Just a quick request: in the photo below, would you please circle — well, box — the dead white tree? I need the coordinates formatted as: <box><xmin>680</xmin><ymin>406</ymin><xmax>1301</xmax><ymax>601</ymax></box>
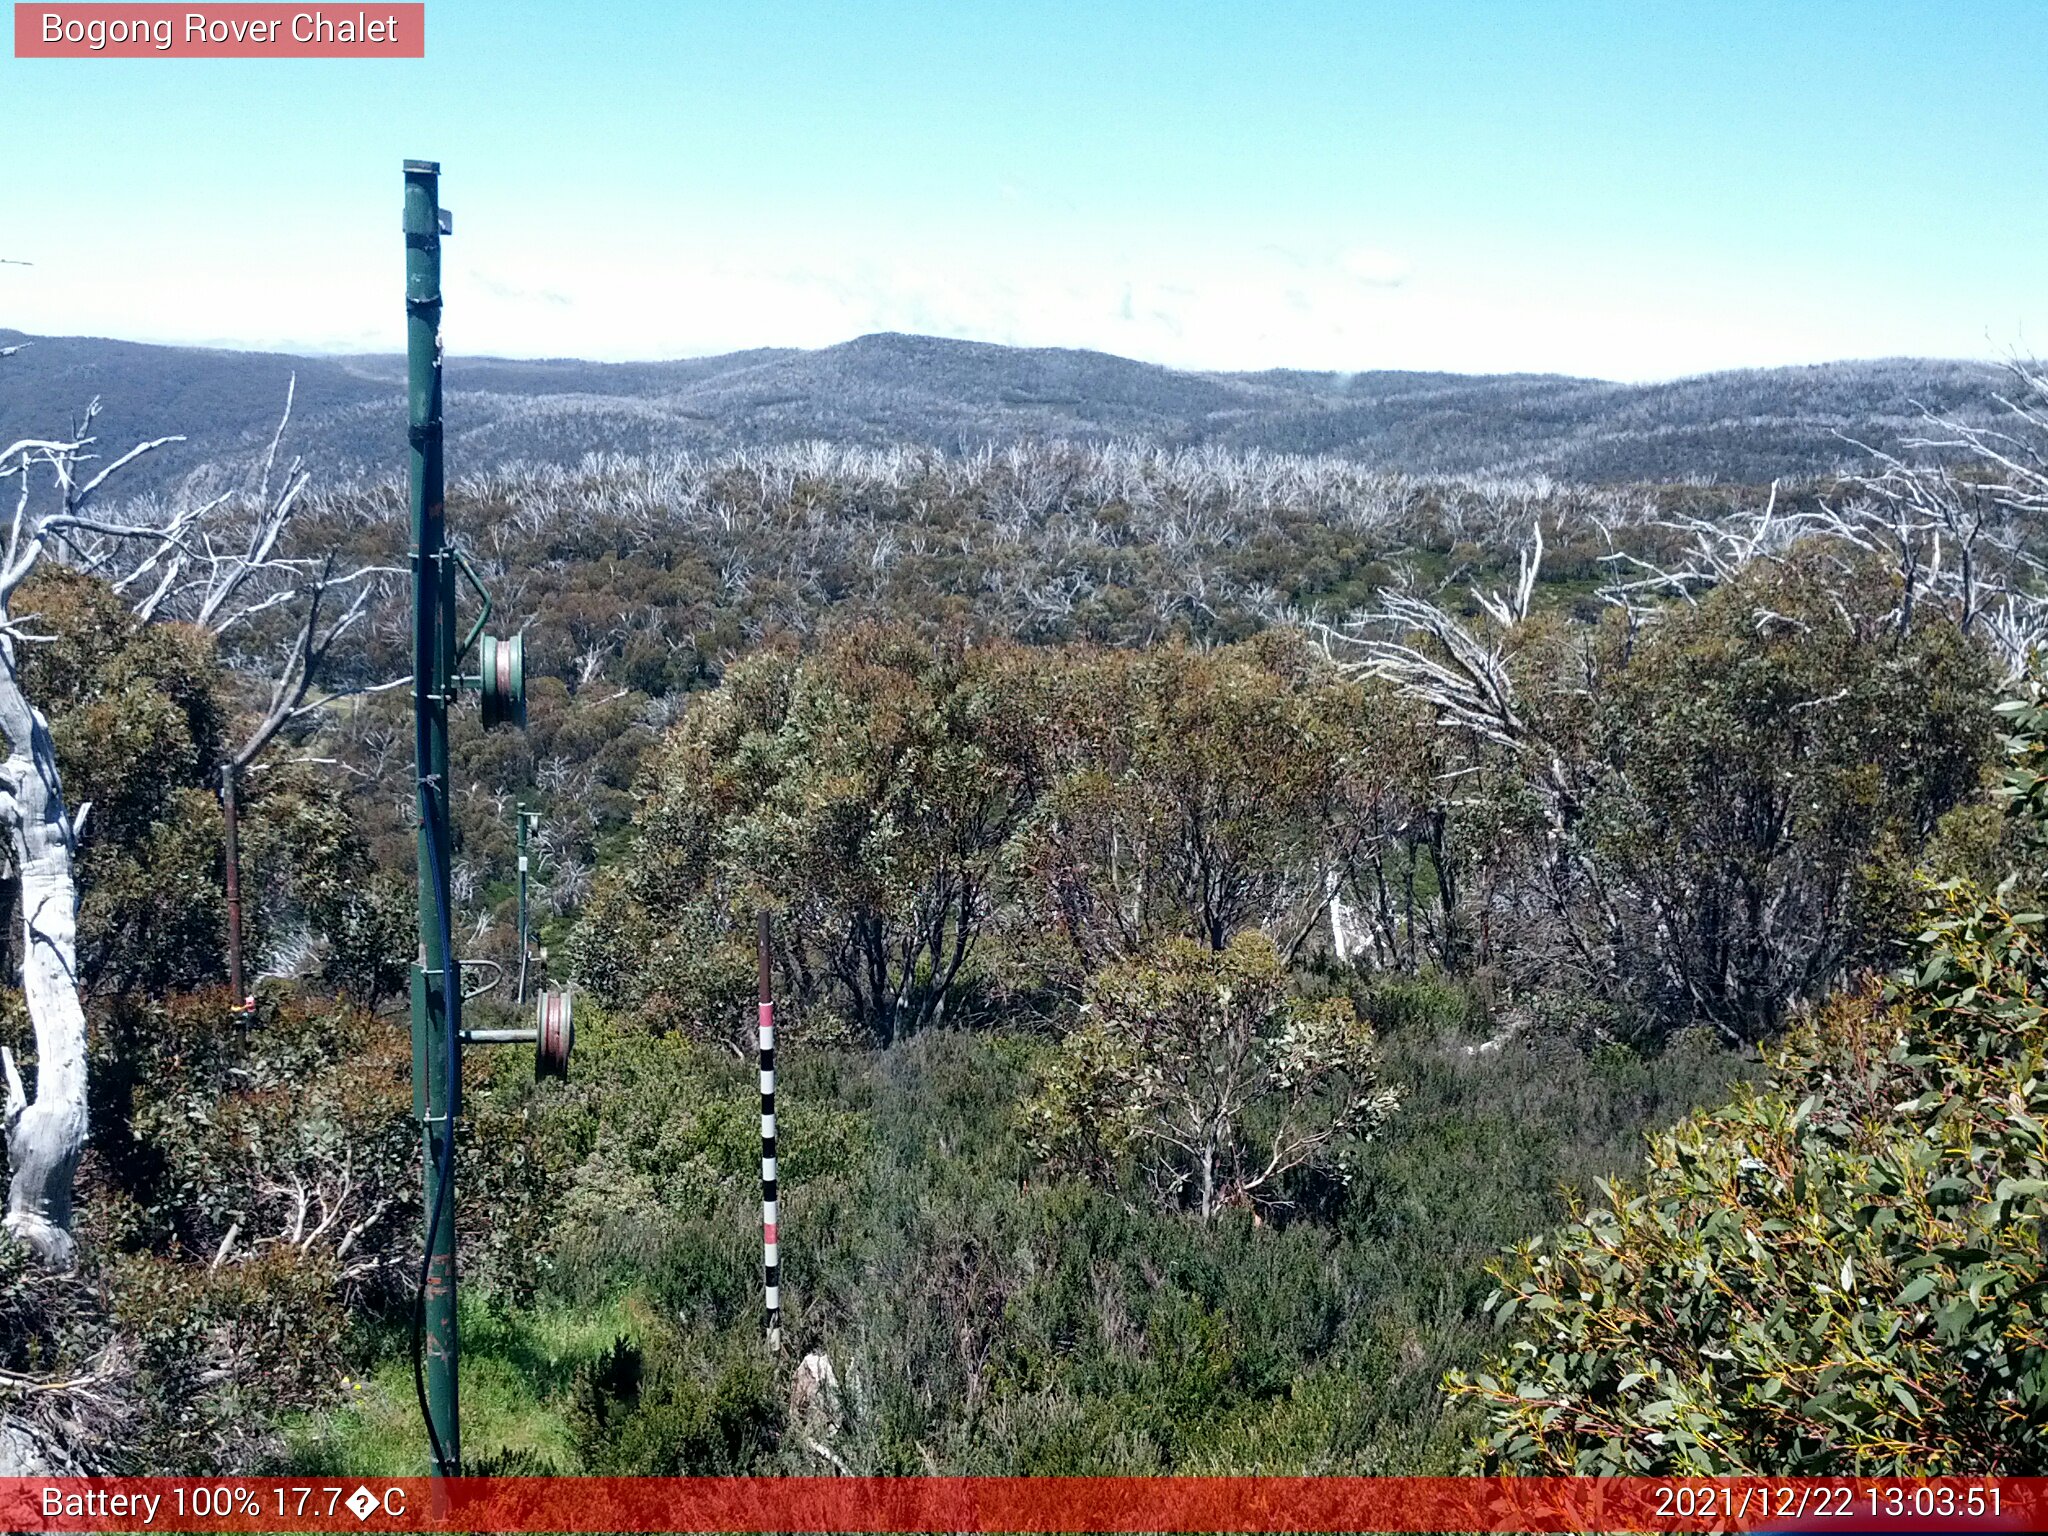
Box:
<box><xmin>1317</xmin><ymin>522</ymin><xmax>1559</xmax><ymax>780</ymax></box>
<box><xmin>1312</xmin><ymin>517</ymin><xmax>1641</xmax><ymax>1009</ymax></box>
<box><xmin>1590</xmin><ymin>364</ymin><xmax>2048</xmax><ymax>678</ymax></box>
<box><xmin>222</xmin><ymin>1147</ymin><xmax>394</xmax><ymax>1284</ymax></box>
<box><xmin>74</xmin><ymin>386</ymin><xmax>404</xmax><ymax>999</ymax></box>
<box><xmin>0</xmin><ymin>401</ymin><xmax>188</xmax><ymax>1266</ymax></box>
<box><xmin>1827</xmin><ymin>364</ymin><xmax>2048</xmax><ymax>676</ymax></box>
<box><xmin>82</xmin><ymin>380</ymin><xmax>407</xmax><ymax>773</ymax></box>
<box><xmin>0</xmin><ymin>373</ymin><xmax>402</xmax><ymax>1266</ymax></box>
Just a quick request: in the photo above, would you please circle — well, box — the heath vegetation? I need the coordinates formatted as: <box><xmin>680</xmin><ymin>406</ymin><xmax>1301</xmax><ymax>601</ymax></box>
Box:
<box><xmin>4</xmin><ymin>355</ymin><xmax>2048</xmax><ymax>1473</ymax></box>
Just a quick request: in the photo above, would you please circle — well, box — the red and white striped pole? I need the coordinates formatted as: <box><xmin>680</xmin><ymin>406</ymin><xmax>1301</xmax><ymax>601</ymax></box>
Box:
<box><xmin>758</xmin><ymin>911</ymin><xmax>781</xmax><ymax>1353</ymax></box>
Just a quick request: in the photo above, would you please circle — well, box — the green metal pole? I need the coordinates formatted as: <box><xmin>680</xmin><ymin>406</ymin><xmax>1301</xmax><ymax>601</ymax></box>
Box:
<box><xmin>404</xmin><ymin>157</ymin><xmax>460</xmax><ymax>1477</ymax></box>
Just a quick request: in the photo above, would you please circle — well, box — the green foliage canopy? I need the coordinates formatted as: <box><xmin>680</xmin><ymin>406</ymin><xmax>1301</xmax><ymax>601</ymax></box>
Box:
<box><xmin>574</xmin><ymin>629</ymin><xmax>1400</xmax><ymax>1044</ymax></box>
<box><xmin>1573</xmin><ymin>556</ymin><xmax>1996</xmax><ymax>1042</ymax></box>
<box><xmin>1447</xmin><ymin>687</ymin><xmax>2048</xmax><ymax>1471</ymax></box>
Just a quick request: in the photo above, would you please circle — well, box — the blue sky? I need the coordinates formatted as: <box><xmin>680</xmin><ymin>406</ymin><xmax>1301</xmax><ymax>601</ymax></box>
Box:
<box><xmin>2</xmin><ymin>1</ymin><xmax>2044</xmax><ymax>378</ymax></box>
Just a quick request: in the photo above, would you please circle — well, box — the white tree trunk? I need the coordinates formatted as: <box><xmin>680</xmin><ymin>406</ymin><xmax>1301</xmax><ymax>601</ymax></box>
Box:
<box><xmin>0</xmin><ymin>655</ymin><xmax>86</xmax><ymax>1269</ymax></box>
<box><xmin>0</xmin><ymin>389</ymin><xmax>241</xmax><ymax>1270</ymax></box>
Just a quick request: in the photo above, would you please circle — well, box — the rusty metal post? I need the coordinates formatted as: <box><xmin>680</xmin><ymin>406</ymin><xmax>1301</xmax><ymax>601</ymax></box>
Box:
<box><xmin>220</xmin><ymin>763</ymin><xmax>246</xmax><ymax>1015</ymax></box>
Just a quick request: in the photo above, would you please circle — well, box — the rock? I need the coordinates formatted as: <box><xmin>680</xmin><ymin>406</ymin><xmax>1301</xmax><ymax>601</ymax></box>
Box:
<box><xmin>788</xmin><ymin>1349</ymin><xmax>842</xmax><ymax>1439</ymax></box>
<box><xmin>0</xmin><ymin>1417</ymin><xmax>75</xmax><ymax>1476</ymax></box>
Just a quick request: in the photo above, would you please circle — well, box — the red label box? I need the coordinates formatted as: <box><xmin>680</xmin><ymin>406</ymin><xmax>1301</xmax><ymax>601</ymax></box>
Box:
<box><xmin>0</xmin><ymin>1476</ymin><xmax>2042</xmax><ymax>1533</ymax></box>
<box><xmin>14</xmin><ymin>4</ymin><xmax>425</xmax><ymax>57</ymax></box>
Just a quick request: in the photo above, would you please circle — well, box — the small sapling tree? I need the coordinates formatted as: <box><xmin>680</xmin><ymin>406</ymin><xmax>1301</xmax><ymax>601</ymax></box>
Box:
<box><xmin>1026</xmin><ymin>931</ymin><xmax>1397</xmax><ymax>1221</ymax></box>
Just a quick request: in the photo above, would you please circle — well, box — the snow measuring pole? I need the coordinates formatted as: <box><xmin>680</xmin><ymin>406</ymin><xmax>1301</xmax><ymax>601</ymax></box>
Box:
<box><xmin>759</xmin><ymin>912</ymin><xmax>781</xmax><ymax>1352</ymax></box>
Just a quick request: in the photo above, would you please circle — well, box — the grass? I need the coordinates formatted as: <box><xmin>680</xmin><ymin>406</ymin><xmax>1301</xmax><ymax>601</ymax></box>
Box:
<box><xmin>285</xmin><ymin>989</ymin><xmax>1758</xmax><ymax>1477</ymax></box>
<box><xmin>281</xmin><ymin>1291</ymin><xmax>655</xmax><ymax>1475</ymax></box>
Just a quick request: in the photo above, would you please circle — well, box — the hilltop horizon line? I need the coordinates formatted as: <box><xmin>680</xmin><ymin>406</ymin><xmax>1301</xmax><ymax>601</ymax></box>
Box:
<box><xmin>0</xmin><ymin>325</ymin><xmax>2007</xmax><ymax>392</ymax></box>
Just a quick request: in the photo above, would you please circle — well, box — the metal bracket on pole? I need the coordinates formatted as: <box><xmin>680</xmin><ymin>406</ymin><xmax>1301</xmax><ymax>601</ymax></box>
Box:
<box><xmin>446</xmin><ymin>545</ymin><xmax>493</xmax><ymax>663</ymax></box>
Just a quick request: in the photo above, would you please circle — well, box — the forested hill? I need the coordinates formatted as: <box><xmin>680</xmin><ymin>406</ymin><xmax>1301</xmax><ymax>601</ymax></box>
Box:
<box><xmin>0</xmin><ymin>326</ymin><xmax>2009</xmax><ymax>487</ymax></box>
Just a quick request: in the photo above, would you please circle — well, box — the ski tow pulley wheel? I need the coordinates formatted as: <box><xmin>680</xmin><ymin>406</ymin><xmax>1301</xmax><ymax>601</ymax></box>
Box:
<box><xmin>536</xmin><ymin>987</ymin><xmax>573</xmax><ymax>1080</ymax></box>
<box><xmin>479</xmin><ymin>632</ymin><xmax>526</xmax><ymax>730</ymax></box>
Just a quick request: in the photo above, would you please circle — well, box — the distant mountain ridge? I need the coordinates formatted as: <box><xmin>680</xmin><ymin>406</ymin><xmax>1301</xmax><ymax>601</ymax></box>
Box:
<box><xmin>0</xmin><ymin>327</ymin><xmax>2011</xmax><ymax>488</ymax></box>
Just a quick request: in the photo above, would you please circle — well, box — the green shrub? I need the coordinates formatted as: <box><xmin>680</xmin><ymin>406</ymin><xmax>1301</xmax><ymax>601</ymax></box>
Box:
<box><xmin>1573</xmin><ymin>555</ymin><xmax>1995</xmax><ymax>1042</ymax></box>
<box><xmin>1447</xmin><ymin>704</ymin><xmax>2048</xmax><ymax>1469</ymax></box>
<box><xmin>569</xmin><ymin>1330</ymin><xmax>780</xmax><ymax>1474</ymax></box>
<box><xmin>1025</xmin><ymin>933</ymin><xmax>1395</xmax><ymax>1221</ymax></box>
<box><xmin>108</xmin><ymin>1245</ymin><xmax>347</xmax><ymax>1468</ymax></box>
<box><xmin>1352</xmin><ymin>972</ymin><xmax>1486</xmax><ymax>1039</ymax></box>
<box><xmin>0</xmin><ymin>1238</ymin><xmax>103</xmax><ymax>1381</ymax></box>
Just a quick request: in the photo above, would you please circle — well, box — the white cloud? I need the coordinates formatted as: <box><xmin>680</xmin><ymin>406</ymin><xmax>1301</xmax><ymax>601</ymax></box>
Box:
<box><xmin>0</xmin><ymin>222</ymin><xmax>2009</xmax><ymax>381</ymax></box>
<box><xmin>1339</xmin><ymin>246</ymin><xmax>1411</xmax><ymax>287</ymax></box>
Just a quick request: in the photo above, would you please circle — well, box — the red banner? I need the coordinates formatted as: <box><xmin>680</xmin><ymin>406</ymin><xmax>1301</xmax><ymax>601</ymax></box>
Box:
<box><xmin>13</xmin><ymin>5</ymin><xmax>424</xmax><ymax>58</ymax></box>
<box><xmin>0</xmin><ymin>1476</ymin><xmax>2039</xmax><ymax>1533</ymax></box>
